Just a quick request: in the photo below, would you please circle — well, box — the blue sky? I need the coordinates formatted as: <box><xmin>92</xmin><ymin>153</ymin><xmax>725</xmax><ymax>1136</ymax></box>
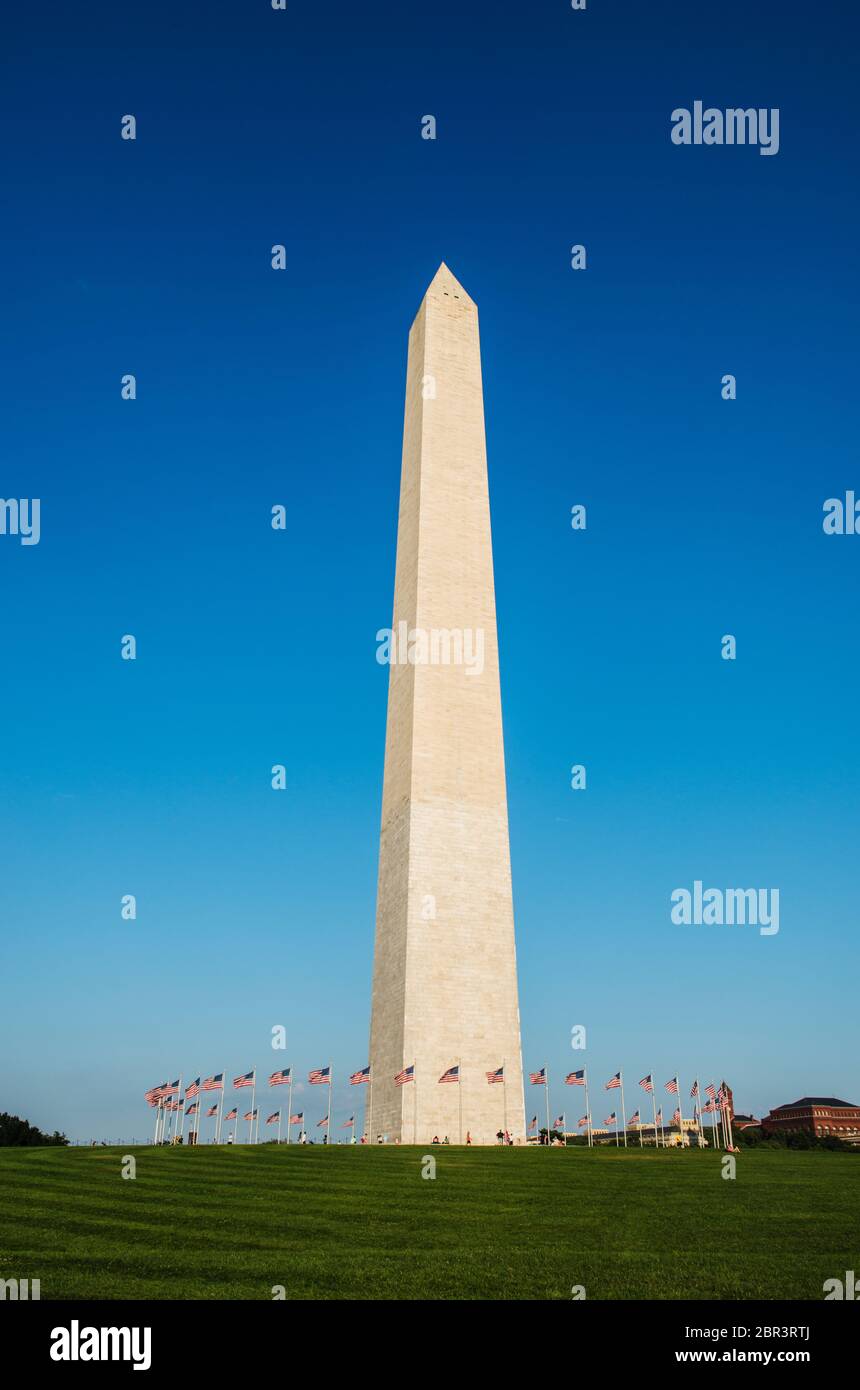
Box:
<box><xmin>1</xmin><ymin>0</ymin><xmax>858</xmax><ymax>1141</ymax></box>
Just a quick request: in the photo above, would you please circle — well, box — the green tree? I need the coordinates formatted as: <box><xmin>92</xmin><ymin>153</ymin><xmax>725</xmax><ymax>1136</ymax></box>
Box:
<box><xmin>0</xmin><ymin>1112</ymin><xmax>69</xmax><ymax>1147</ymax></box>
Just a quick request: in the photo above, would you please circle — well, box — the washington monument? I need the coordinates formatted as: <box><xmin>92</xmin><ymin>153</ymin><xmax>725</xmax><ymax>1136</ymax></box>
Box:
<box><xmin>367</xmin><ymin>264</ymin><xmax>526</xmax><ymax>1145</ymax></box>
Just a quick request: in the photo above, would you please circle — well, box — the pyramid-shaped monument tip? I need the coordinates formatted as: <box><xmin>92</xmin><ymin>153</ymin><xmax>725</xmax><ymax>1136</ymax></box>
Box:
<box><xmin>425</xmin><ymin>261</ymin><xmax>472</xmax><ymax>303</ymax></box>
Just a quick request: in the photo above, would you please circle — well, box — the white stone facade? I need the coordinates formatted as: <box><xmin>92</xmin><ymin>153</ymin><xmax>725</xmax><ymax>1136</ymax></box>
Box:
<box><xmin>367</xmin><ymin>265</ymin><xmax>526</xmax><ymax>1145</ymax></box>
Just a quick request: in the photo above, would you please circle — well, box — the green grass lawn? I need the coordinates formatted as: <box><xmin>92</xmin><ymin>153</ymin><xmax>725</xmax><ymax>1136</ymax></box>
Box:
<box><xmin>0</xmin><ymin>1143</ymin><xmax>857</xmax><ymax>1300</ymax></box>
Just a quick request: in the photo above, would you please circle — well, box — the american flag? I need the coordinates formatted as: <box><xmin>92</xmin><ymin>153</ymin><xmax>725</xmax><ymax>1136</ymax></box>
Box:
<box><xmin>566</xmin><ymin>1069</ymin><xmax>585</xmax><ymax>1086</ymax></box>
<box><xmin>308</xmin><ymin>1066</ymin><xmax>331</xmax><ymax>1085</ymax></box>
<box><xmin>605</xmin><ymin>1112</ymin><xmax>617</xmax><ymax>1126</ymax></box>
<box><xmin>528</xmin><ymin>1115</ymin><xmax>537</xmax><ymax>1131</ymax></box>
<box><xmin>234</xmin><ymin>1071</ymin><xmax>255</xmax><ymax>1089</ymax></box>
<box><xmin>705</xmin><ymin>1083</ymin><xmax>716</xmax><ymax>1100</ymax></box>
<box><xmin>186</xmin><ymin>1078</ymin><xmax>201</xmax><ymax>1100</ymax></box>
<box><xmin>350</xmin><ymin>1066</ymin><xmax>370</xmax><ymax>1086</ymax></box>
<box><xmin>394</xmin><ymin>1065</ymin><xmax>414</xmax><ymax>1086</ymax></box>
<box><xmin>225</xmin><ymin>1108</ymin><xmax>238</xmax><ymax>1121</ymax></box>
<box><xmin>577</xmin><ymin>1115</ymin><xmax>589</xmax><ymax>1128</ymax></box>
<box><xmin>672</xmin><ymin>1108</ymin><xmax>681</xmax><ymax>1125</ymax></box>
<box><xmin>439</xmin><ymin>1065</ymin><xmax>459</xmax><ymax>1084</ymax></box>
<box><xmin>630</xmin><ymin>1110</ymin><xmax>640</xmax><ymax>1125</ymax></box>
<box><xmin>206</xmin><ymin>1105</ymin><xmax>218</xmax><ymax>1118</ymax></box>
<box><xmin>317</xmin><ymin>1115</ymin><xmax>329</xmax><ymax>1128</ymax></box>
<box><xmin>486</xmin><ymin>1067</ymin><xmax>505</xmax><ymax>1084</ymax></box>
<box><xmin>186</xmin><ymin>1102</ymin><xmax>198</xmax><ymax>1116</ymax></box>
<box><xmin>716</xmin><ymin>1086</ymin><xmax>725</xmax><ymax>1103</ymax></box>
<box><xmin>269</xmin><ymin>1069</ymin><xmax>291</xmax><ymax>1087</ymax></box>
<box><xmin>163</xmin><ymin>1079</ymin><xmax>180</xmax><ymax>1096</ymax></box>
<box><xmin>605</xmin><ymin>1072</ymin><xmax>622</xmax><ymax>1090</ymax></box>
<box><xmin>266</xmin><ymin>1112</ymin><xmax>280</xmax><ymax>1125</ymax></box>
<box><xmin>244</xmin><ymin>1109</ymin><xmax>258</xmax><ymax>1122</ymax></box>
<box><xmin>290</xmin><ymin>1112</ymin><xmax>304</xmax><ymax>1124</ymax></box>
<box><xmin>553</xmin><ymin>1115</ymin><xmax>564</xmax><ymax>1129</ymax></box>
<box><xmin>690</xmin><ymin>1080</ymin><xmax>699</xmax><ymax>1098</ymax></box>
<box><xmin>665</xmin><ymin>1077</ymin><xmax>679</xmax><ymax>1094</ymax></box>
<box><xmin>165</xmin><ymin>1099</ymin><xmax>181</xmax><ymax>1112</ymax></box>
<box><xmin>201</xmin><ymin>1074</ymin><xmax>223</xmax><ymax>1092</ymax></box>
<box><xmin>342</xmin><ymin>1115</ymin><xmax>354</xmax><ymax>1128</ymax></box>
<box><xmin>144</xmin><ymin>1082</ymin><xmax>168</xmax><ymax>1105</ymax></box>
<box><xmin>529</xmin><ymin>1068</ymin><xmax>546</xmax><ymax>1085</ymax></box>
<box><xmin>655</xmin><ymin>1108</ymin><xmax>663</xmax><ymax>1123</ymax></box>
<box><xmin>639</xmin><ymin>1074</ymin><xmax>654</xmax><ymax>1093</ymax></box>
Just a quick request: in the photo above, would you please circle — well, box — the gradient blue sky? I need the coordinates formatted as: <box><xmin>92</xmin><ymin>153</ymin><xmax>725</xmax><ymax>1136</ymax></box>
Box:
<box><xmin>2</xmin><ymin>0</ymin><xmax>858</xmax><ymax>1141</ymax></box>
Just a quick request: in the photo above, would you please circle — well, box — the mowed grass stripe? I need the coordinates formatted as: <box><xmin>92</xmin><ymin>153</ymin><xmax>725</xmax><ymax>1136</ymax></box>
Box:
<box><xmin>1</xmin><ymin>1145</ymin><xmax>856</xmax><ymax>1300</ymax></box>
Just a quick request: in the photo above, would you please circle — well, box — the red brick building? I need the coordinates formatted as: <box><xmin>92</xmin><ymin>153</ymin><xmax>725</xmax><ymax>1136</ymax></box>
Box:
<box><xmin>721</xmin><ymin>1081</ymin><xmax>734</xmax><ymax>1122</ymax></box>
<box><xmin>732</xmin><ymin>1113</ymin><xmax>761</xmax><ymax>1132</ymax></box>
<box><xmin>761</xmin><ymin>1096</ymin><xmax>860</xmax><ymax>1140</ymax></box>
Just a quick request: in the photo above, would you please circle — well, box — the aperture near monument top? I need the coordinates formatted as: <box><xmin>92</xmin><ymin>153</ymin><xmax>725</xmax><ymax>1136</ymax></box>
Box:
<box><xmin>416</xmin><ymin>261</ymin><xmax>477</xmax><ymax>317</ymax></box>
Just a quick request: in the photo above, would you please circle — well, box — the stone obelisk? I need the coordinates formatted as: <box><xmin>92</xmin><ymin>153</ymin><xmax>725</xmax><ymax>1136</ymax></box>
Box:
<box><xmin>367</xmin><ymin>264</ymin><xmax>525</xmax><ymax>1145</ymax></box>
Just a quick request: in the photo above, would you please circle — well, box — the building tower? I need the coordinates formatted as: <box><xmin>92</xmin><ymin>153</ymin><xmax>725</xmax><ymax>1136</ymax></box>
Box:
<box><xmin>367</xmin><ymin>264</ymin><xmax>525</xmax><ymax>1145</ymax></box>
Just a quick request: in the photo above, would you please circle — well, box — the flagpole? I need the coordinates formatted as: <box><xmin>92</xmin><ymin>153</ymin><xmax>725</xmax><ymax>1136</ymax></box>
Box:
<box><xmin>676</xmin><ymin>1072</ymin><xmax>684</xmax><ymax>1146</ymax></box>
<box><xmin>327</xmin><ymin>1063</ymin><xmax>332</xmax><ymax>1143</ymax></box>
<box><xmin>502</xmin><ymin>1058</ymin><xmax>507</xmax><ymax>1141</ymax></box>
<box><xmin>709</xmin><ymin>1080</ymin><xmax>720</xmax><ymax>1149</ymax></box>
<box><xmin>286</xmin><ymin>1075</ymin><xmax>292</xmax><ymax>1145</ymax></box>
<box><xmin>584</xmin><ymin>1067</ymin><xmax>592</xmax><ymax>1148</ymax></box>
<box><xmin>367</xmin><ymin>1068</ymin><xmax>373</xmax><ymax>1145</ymax></box>
<box><xmin>413</xmin><ymin>1063</ymin><xmax>418</xmax><ymax>1144</ymax></box>
<box><xmin>724</xmin><ymin>1083</ymin><xmax>734</xmax><ymax>1149</ymax></box>
<box><xmin>152</xmin><ymin>1100</ymin><xmax>160</xmax><ymax>1145</ymax></box>
<box><xmin>458</xmin><ymin>1058</ymin><xmax>463</xmax><ymax>1145</ymax></box>
<box><xmin>218</xmin><ymin>1070</ymin><xmax>225</xmax><ymax>1144</ymax></box>
<box><xmin>620</xmin><ymin>1071</ymin><xmax>627</xmax><ymax>1148</ymax></box>
<box><xmin>277</xmin><ymin>1109</ymin><xmax>282</xmax><ymax>1144</ymax></box>
<box><xmin>176</xmin><ymin>1076</ymin><xmax>184</xmax><ymax>1145</ymax></box>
